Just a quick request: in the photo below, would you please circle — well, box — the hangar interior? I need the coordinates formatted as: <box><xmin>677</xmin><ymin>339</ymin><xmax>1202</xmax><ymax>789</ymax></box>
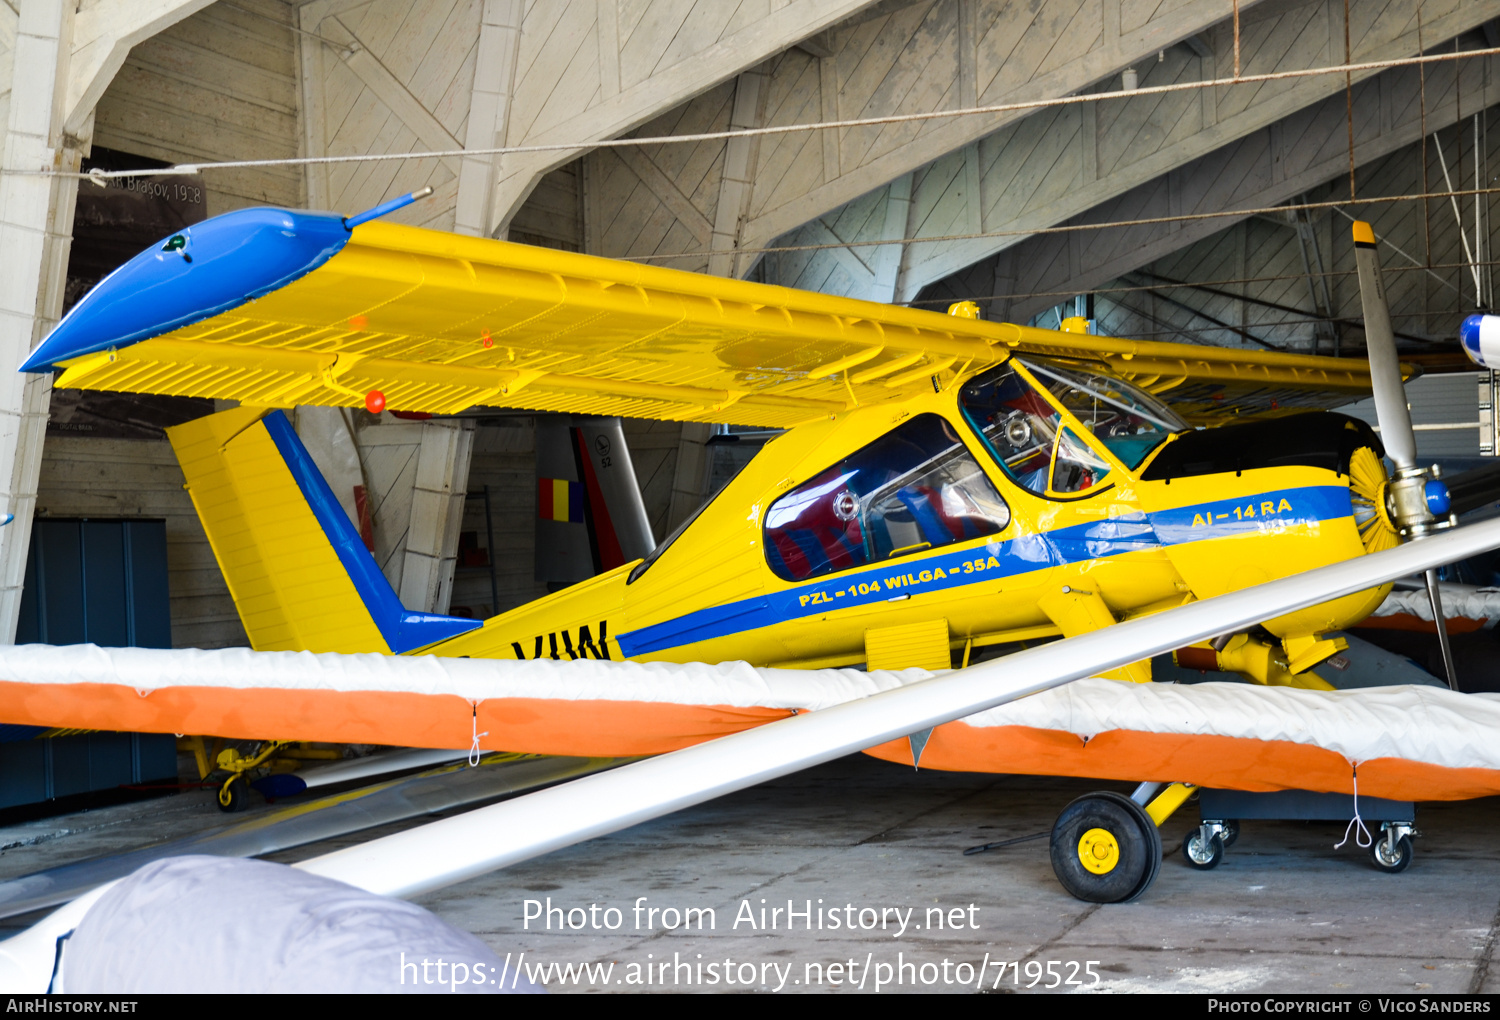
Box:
<box><xmin>5</xmin><ymin>0</ymin><xmax>1500</xmax><ymax>990</ymax></box>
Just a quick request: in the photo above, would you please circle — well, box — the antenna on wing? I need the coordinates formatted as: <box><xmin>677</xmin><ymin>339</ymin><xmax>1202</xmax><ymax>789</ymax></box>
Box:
<box><xmin>343</xmin><ymin>186</ymin><xmax>436</xmax><ymax>230</ymax></box>
<box><xmin>1352</xmin><ymin>220</ymin><xmax>1458</xmax><ymax>689</ymax></box>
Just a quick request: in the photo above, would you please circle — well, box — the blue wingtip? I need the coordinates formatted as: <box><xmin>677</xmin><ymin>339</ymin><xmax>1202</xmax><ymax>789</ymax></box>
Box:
<box><xmin>22</xmin><ymin>207</ymin><xmax>351</xmax><ymax>374</ymax></box>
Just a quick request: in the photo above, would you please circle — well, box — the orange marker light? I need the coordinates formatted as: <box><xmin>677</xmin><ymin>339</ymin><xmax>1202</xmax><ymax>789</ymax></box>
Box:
<box><xmin>349</xmin><ymin>315</ymin><xmax>368</xmax><ymax>330</ymax></box>
<box><xmin>365</xmin><ymin>389</ymin><xmax>386</xmax><ymax>414</ymax></box>
<box><xmin>482</xmin><ymin>330</ymin><xmax>493</xmax><ymax>348</ymax></box>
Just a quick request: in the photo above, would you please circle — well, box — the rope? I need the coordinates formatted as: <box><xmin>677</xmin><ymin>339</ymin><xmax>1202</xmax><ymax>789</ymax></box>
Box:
<box><xmin>1333</xmin><ymin>764</ymin><xmax>1374</xmax><ymax>850</ymax></box>
<box><xmin>468</xmin><ymin>703</ymin><xmax>488</xmax><ymax>768</ymax></box>
<box><xmin>10</xmin><ymin>43</ymin><xmax>1500</xmax><ymax>182</ymax></box>
<box><xmin>907</xmin><ymin>258</ymin><xmax>1500</xmax><ymax>308</ymax></box>
<box><xmin>618</xmin><ymin>185</ymin><xmax>1500</xmax><ymax>263</ymax></box>
<box><xmin>963</xmin><ymin>831</ymin><xmax>1049</xmax><ymax>856</ymax></box>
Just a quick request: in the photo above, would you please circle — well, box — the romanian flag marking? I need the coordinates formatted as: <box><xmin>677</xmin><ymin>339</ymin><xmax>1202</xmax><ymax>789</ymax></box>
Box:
<box><xmin>538</xmin><ymin>478</ymin><xmax>584</xmax><ymax>523</ymax></box>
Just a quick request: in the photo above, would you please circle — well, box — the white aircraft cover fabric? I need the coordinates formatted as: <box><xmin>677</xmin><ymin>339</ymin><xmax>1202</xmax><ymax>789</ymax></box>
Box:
<box><xmin>59</xmin><ymin>855</ymin><xmax>540</xmax><ymax>993</ymax></box>
<box><xmin>1371</xmin><ymin>586</ymin><xmax>1500</xmax><ymax>623</ymax></box>
<box><xmin>3</xmin><ymin>643</ymin><xmax>1500</xmax><ymax>775</ymax></box>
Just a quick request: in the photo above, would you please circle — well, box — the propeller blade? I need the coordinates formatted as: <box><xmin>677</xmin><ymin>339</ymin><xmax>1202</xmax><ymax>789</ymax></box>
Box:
<box><xmin>1355</xmin><ymin>222</ymin><xmax>1460</xmax><ymax>687</ymax></box>
<box><xmin>1352</xmin><ymin>221</ymin><xmax>1418</xmax><ymax>471</ymax></box>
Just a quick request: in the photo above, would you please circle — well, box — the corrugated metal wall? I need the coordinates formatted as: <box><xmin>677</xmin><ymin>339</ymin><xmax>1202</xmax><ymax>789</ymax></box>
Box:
<box><xmin>1339</xmin><ymin>371</ymin><xmax>1485</xmax><ymax>459</ymax></box>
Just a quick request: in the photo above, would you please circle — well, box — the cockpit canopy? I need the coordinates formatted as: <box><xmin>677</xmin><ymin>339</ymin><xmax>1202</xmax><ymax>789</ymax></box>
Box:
<box><xmin>958</xmin><ymin>358</ymin><xmax>1188</xmax><ymax>497</ymax></box>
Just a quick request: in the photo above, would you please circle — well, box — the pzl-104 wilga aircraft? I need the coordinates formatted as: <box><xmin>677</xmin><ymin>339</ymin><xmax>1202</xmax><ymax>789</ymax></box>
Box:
<box><xmin>8</xmin><ymin>193</ymin><xmax>1498</xmax><ymax>905</ymax></box>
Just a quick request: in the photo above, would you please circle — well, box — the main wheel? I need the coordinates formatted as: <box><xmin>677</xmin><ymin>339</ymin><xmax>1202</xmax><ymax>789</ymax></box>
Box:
<box><xmin>1050</xmin><ymin>792</ymin><xmax>1163</xmax><ymax>903</ymax></box>
<box><xmin>1371</xmin><ymin>834</ymin><xmax>1413</xmax><ymax>874</ymax></box>
<box><xmin>1182</xmin><ymin>829</ymin><xmax>1225</xmax><ymax>870</ymax></box>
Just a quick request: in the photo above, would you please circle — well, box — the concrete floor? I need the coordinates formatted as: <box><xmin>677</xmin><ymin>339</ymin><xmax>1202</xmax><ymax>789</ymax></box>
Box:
<box><xmin>2</xmin><ymin>755</ymin><xmax>1498</xmax><ymax>994</ymax></box>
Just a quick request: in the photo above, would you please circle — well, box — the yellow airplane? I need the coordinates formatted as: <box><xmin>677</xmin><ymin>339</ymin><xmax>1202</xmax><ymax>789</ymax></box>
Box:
<box><xmin>16</xmin><ymin>195</ymin><xmax>1471</xmax><ymax>901</ymax></box>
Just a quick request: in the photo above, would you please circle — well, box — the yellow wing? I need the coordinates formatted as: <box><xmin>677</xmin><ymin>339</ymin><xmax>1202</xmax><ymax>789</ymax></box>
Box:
<box><xmin>33</xmin><ymin>210</ymin><xmax>1395</xmax><ymax>428</ymax></box>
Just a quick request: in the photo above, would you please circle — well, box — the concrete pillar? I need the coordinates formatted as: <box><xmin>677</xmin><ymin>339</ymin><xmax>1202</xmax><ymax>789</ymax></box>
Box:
<box><xmin>454</xmin><ymin>0</ymin><xmax>523</xmax><ymax>239</ymax></box>
<box><xmin>0</xmin><ymin>0</ymin><xmax>86</xmax><ymax>641</ymax></box>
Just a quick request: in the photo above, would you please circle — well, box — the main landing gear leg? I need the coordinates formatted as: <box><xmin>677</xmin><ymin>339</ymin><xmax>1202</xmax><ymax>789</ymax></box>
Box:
<box><xmin>1049</xmin><ymin>783</ymin><xmax>1194</xmax><ymax>903</ymax></box>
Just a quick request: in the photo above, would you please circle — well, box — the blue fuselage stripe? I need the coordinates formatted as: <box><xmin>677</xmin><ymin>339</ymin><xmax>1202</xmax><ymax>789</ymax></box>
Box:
<box><xmin>614</xmin><ymin>484</ymin><xmax>1352</xmax><ymax>657</ymax></box>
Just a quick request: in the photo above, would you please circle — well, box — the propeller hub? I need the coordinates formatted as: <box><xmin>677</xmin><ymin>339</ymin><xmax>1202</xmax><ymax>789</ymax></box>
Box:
<box><xmin>1424</xmin><ymin>479</ymin><xmax>1452</xmax><ymax>517</ymax></box>
<box><xmin>1386</xmin><ymin>466</ymin><xmax>1455</xmax><ymax>539</ymax></box>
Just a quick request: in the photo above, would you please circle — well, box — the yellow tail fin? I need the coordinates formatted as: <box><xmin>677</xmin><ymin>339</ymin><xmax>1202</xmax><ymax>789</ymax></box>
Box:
<box><xmin>168</xmin><ymin>407</ymin><xmax>479</xmax><ymax>654</ymax></box>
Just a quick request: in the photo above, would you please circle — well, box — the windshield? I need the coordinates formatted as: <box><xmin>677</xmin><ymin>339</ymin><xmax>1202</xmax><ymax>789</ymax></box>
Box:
<box><xmin>1016</xmin><ymin>359</ymin><xmax>1187</xmax><ymax>469</ymax></box>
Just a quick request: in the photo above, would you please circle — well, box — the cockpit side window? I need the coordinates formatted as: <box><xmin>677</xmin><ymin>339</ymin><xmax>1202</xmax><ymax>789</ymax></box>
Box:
<box><xmin>1052</xmin><ymin>427</ymin><xmax>1112</xmax><ymax>493</ymax></box>
<box><xmin>956</xmin><ymin>361</ymin><xmax>1062</xmax><ymax>496</ymax></box>
<box><xmin>763</xmin><ymin>414</ymin><xmax>1011</xmax><ymax>582</ymax></box>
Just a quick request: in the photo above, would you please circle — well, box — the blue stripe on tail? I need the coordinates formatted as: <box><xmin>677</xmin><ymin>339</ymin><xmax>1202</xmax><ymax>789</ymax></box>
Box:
<box><xmin>261</xmin><ymin>411</ymin><xmax>480</xmax><ymax>653</ymax></box>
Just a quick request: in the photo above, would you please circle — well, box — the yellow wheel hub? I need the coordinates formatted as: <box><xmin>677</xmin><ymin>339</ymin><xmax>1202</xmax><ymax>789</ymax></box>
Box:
<box><xmin>1077</xmin><ymin>827</ymin><xmax>1120</xmax><ymax>874</ymax></box>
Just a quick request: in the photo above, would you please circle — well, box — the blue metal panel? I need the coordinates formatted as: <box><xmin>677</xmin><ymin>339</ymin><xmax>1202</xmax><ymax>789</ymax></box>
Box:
<box><xmin>6</xmin><ymin>518</ymin><xmax>180</xmax><ymax>811</ymax></box>
<box><xmin>49</xmin><ymin>734</ymin><xmax>90</xmax><ymax>798</ymax></box>
<box><xmin>124</xmin><ymin>520</ymin><xmax>171</xmax><ymax>648</ymax></box>
<box><xmin>35</xmin><ymin>521</ymin><xmax>85</xmax><ymax>645</ymax></box>
<box><xmin>15</xmin><ymin>537</ymin><xmax>38</xmax><ymax>644</ymax></box>
<box><xmin>0</xmin><ymin>741</ymin><xmax>47</xmax><ymax>810</ymax></box>
<box><xmin>133</xmin><ymin>732</ymin><xmax>177</xmax><ymax>782</ymax></box>
<box><xmin>87</xmin><ymin>732</ymin><xmax>133</xmax><ymax>790</ymax></box>
<box><xmin>82</xmin><ymin>521</ymin><xmax>128</xmax><ymax>648</ymax></box>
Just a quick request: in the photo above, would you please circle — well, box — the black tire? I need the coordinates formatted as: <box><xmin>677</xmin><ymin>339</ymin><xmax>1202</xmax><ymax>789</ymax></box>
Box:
<box><xmin>1050</xmin><ymin>792</ymin><xmax>1162</xmax><ymax>903</ymax></box>
<box><xmin>217</xmin><ymin>775</ymin><xmax>247</xmax><ymax>813</ymax></box>
<box><xmin>1370</xmin><ymin>834</ymin><xmax>1413</xmax><ymax>874</ymax></box>
<box><xmin>1221</xmin><ymin>819</ymin><xmax>1241</xmax><ymax>847</ymax></box>
<box><xmin>1181</xmin><ymin>829</ymin><xmax>1225</xmax><ymax>870</ymax></box>
<box><xmin>1129</xmin><ymin>796</ymin><xmax>1164</xmax><ymax>901</ymax></box>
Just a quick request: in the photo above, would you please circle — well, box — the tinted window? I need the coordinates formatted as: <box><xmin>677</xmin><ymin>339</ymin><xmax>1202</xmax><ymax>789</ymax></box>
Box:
<box><xmin>763</xmin><ymin>414</ymin><xmax>1011</xmax><ymax>582</ymax></box>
